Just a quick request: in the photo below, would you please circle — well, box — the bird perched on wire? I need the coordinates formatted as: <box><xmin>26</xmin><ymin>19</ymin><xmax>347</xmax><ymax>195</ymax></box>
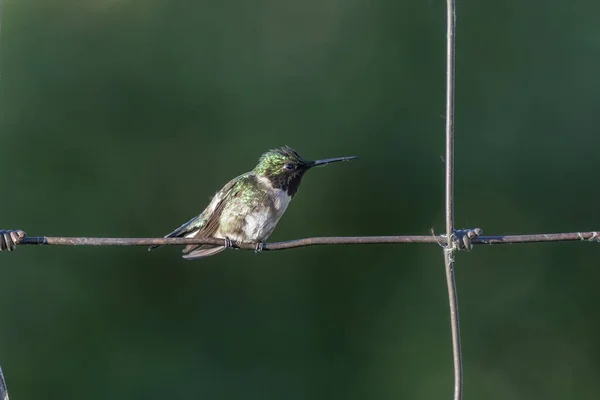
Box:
<box><xmin>149</xmin><ymin>146</ymin><xmax>357</xmax><ymax>259</ymax></box>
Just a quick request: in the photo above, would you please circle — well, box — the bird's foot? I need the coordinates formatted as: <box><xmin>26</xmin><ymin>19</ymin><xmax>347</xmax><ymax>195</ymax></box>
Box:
<box><xmin>254</xmin><ymin>242</ymin><xmax>264</xmax><ymax>253</ymax></box>
<box><xmin>224</xmin><ymin>237</ymin><xmax>233</xmax><ymax>249</ymax></box>
<box><xmin>0</xmin><ymin>230</ymin><xmax>27</xmax><ymax>252</ymax></box>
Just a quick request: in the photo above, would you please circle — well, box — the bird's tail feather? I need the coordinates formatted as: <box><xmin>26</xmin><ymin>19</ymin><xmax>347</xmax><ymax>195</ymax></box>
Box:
<box><xmin>182</xmin><ymin>245</ymin><xmax>226</xmax><ymax>259</ymax></box>
<box><xmin>148</xmin><ymin>215</ymin><xmax>202</xmax><ymax>251</ymax></box>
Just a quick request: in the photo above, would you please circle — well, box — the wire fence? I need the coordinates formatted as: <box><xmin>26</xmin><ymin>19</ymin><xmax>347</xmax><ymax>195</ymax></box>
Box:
<box><xmin>4</xmin><ymin>230</ymin><xmax>599</xmax><ymax>249</ymax></box>
<box><xmin>1</xmin><ymin>1</ymin><xmax>598</xmax><ymax>400</ymax></box>
<box><xmin>443</xmin><ymin>2</ymin><xmax>462</xmax><ymax>397</ymax></box>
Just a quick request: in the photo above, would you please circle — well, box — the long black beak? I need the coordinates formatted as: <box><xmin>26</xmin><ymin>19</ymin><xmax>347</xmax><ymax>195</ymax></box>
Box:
<box><xmin>308</xmin><ymin>156</ymin><xmax>358</xmax><ymax>168</ymax></box>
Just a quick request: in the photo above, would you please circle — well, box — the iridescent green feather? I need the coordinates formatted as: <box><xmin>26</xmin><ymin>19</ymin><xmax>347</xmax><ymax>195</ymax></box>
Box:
<box><xmin>253</xmin><ymin>146</ymin><xmax>306</xmax><ymax>176</ymax></box>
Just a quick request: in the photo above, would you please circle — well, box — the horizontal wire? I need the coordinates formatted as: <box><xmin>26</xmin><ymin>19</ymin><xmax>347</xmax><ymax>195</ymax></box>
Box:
<box><xmin>16</xmin><ymin>231</ymin><xmax>600</xmax><ymax>251</ymax></box>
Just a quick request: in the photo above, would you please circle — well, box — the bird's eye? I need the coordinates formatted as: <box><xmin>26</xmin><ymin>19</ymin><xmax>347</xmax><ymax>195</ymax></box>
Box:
<box><xmin>284</xmin><ymin>163</ymin><xmax>295</xmax><ymax>170</ymax></box>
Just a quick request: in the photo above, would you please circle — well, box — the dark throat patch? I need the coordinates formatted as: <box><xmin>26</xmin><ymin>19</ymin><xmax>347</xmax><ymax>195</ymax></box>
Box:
<box><xmin>269</xmin><ymin>171</ymin><xmax>306</xmax><ymax>197</ymax></box>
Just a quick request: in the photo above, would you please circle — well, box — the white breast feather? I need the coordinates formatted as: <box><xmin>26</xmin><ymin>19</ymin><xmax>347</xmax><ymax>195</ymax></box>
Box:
<box><xmin>243</xmin><ymin>177</ymin><xmax>292</xmax><ymax>242</ymax></box>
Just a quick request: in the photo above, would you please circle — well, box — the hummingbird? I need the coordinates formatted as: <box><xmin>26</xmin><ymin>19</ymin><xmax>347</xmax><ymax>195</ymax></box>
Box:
<box><xmin>149</xmin><ymin>146</ymin><xmax>357</xmax><ymax>259</ymax></box>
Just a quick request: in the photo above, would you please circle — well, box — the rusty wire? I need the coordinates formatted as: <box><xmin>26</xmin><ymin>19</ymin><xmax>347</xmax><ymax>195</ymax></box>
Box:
<box><xmin>443</xmin><ymin>1</ymin><xmax>462</xmax><ymax>398</ymax></box>
<box><xmin>0</xmin><ymin>230</ymin><xmax>596</xmax><ymax>250</ymax></box>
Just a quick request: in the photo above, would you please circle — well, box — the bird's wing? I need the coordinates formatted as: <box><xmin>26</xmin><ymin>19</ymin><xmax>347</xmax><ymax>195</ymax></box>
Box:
<box><xmin>181</xmin><ymin>174</ymin><xmax>246</xmax><ymax>254</ymax></box>
<box><xmin>148</xmin><ymin>174</ymin><xmax>245</xmax><ymax>252</ymax></box>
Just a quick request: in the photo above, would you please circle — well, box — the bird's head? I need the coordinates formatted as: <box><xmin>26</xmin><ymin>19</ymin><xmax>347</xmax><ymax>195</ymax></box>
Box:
<box><xmin>253</xmin><ymin>146</ymin><xmax>357</xmax><ymax>197</ymax></box>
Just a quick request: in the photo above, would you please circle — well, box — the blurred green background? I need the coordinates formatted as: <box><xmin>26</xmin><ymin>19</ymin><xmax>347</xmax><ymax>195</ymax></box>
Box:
<box><xmin>1</xmin><ymin>0</ymin><xmax>600</xmax><ymax>399</ymax></box>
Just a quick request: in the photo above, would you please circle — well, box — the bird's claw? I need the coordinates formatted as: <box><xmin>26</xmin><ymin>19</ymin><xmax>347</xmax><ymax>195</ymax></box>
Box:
<box><xmin>254</xmin><ymin>242</ymin><xmax>264</xmax><ymax>253</ymax></box>
<box><xmin>0</xmin><ymin>230</ymin><xmax>27</xmax><ymax>252</ymax></box>
<box><xmin>224</xmin><ymin>237</ymin><xmax>233</xmax><ymax>249</ymax></box>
